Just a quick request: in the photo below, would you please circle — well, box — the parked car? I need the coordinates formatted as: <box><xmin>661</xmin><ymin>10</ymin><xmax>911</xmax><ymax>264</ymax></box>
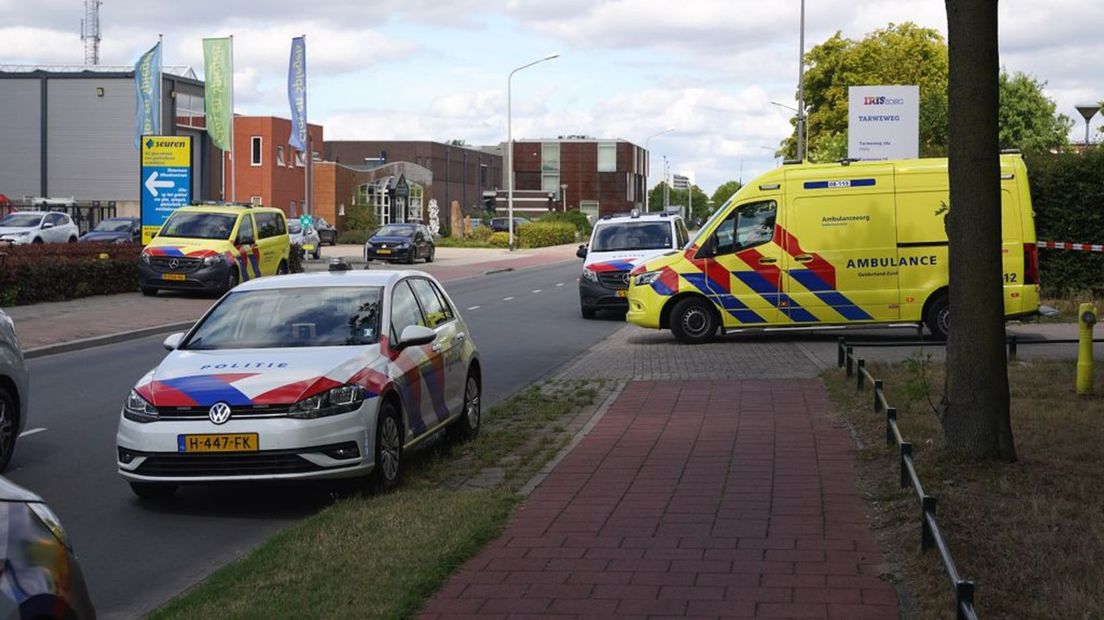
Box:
<box><xmin>288</xmin><ymin>220</ymin><xmax>321</xmax><ymax>260</ymax></box>
<box><xmin>0</xmin><ymin>211</ymin><xmax>80</xmax><ymax>245</ymax></box>
<box><xmin>80</xmin><ymin>217</ymin><xmax>141</xmax><ymax>244</ymax></box>
<box><xmin>115</xmin><ymin>263</ymin><xmax>482</xmax><ymax>497</ymax></box>
<box><xmin>490</xmin><ymin>217</ymin><xmax>529</xmax><ymax>232</ymax></box>
<box><xmin>313</xmin><ymin>217</ymin><xmax>337</xmax><ymax>246</ymax></box>
<box><xmin>0</xmin><ymin>476</ymin><xmax>95</xmax><ymax>619</ymax></box>
<box><xmin>138</xmin><ymin>203</ymin><xmax>291</xmax><ymax>297</ymax></box>
<box><xmin>0</xmin><ymin>308</ymin><xmax>28</xmax><ymax>472</ymax></box>
<box><xmin>364</xmin><ymin>223</ymin><xmax>435</xmax><ymax>264</ymax></box>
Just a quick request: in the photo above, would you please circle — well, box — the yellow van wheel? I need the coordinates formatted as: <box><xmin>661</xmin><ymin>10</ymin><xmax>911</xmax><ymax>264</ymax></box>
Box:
<box><xmin>670</xmin><ymin>296</ymin><xmax>719</xmax><ymax>345</ymax></box>
<box><xmin>924</xmin><ymin>293</ymin><xmax>950</xmax><ymax>340</ymax></box>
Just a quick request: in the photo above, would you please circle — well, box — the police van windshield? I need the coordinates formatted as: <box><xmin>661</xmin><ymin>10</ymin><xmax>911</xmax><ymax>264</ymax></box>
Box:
<box><xmin>591</xmin><ymin>222</ymin><xmax>672</xmax><ymax>252</ymax></box>
<box><xmin>182</xmin><ymin>286</ymin><xmax>383</xmax><ymax>349</ymax></box>
<box><xmin>159</xmin><ymin>213</ymin><xmax>238</xmax><ymax>240</ymax></box>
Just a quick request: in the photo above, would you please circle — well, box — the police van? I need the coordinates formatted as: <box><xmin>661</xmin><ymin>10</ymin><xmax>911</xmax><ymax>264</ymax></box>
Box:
<box><xmin>626</xmin><ymin>154</ymin><xmax>1039</xmax><ymax>343</ymax></box>
<box><xmin>577</xmin><ymin>210</ymin><xmax>690</xmax><ymax>318</ymax></box>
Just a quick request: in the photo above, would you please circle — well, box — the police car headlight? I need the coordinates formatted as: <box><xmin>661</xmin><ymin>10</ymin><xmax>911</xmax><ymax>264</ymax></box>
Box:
<box><xmin>582</xmin><ymin>267</ymin><xmax>598</xmax><ymax>282</ymax></box>
<box><xmin>288</xmin><ymin>385</ymin><xmax>367</xmax><ymax>419</ymax></box>
<box><xmin>13</xmin><ymin>231</ymin><xmax>30</xmax><ymax>238</ymax></box>
<box><xmin>202</xmin><ymin>254</ymin><xmax>222</xmax><ymax>267</ymax></box>
<box><xmin>635</xmin><ymin>271</ymin><xmax>661</xmax><ymax>286</ymax></box>
<box><xmin>123</xmin><ymin>390</ymin><xmax>159</xmax><ymax>423</ymax></box>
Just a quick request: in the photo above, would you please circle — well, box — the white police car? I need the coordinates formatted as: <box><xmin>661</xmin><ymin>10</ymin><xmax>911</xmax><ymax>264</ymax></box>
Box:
<box><xmin>116</xmin><ymin>260</ymin><xmax>481</xmax><ymax>498</ymax></box>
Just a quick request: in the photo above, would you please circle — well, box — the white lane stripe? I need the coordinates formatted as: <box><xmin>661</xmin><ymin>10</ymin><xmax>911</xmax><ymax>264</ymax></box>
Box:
<box><xmin>556</xmin><ymin>282</ymin><xmax>565</xmax><ymax>287</ymax></box>
<box><xmin>467</xmin><ymin>305</ymin><xmax>481</xmax><ymax>311</ymax></box>
<box><xmin>19</xmin><ymin>427</ymin><xmax>46</xmax><ymax>438</ymax></box>
<box><xmin>503</xmin><ymin>296</ymin><xmax>514</xmax><ymax>301</ymax></box>
<box><xmin>532</xmin><ymin>289</ymin><xmax>542</xmax><ymax>294</ymax></box>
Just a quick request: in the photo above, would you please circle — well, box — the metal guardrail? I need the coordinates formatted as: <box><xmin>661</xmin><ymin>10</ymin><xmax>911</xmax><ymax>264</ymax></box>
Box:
<box><xmin>838</xmin><ymin>337</ymin><xmax>979</xmax><ymax>620</ymax></box>
<box><xmin>838</xmin><ymin>334</ymin><xmax>1104</xmax><ymax>361</ymax></box>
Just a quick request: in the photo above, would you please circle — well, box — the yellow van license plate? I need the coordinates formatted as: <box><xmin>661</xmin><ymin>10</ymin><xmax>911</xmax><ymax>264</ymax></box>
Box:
<box><xmin>617</xmin><ymin>290</ymin><xmax>628</xmax><ymax>297</ymax></box>
<box><xmin>178</xmin><ymin>433</ymin><xmax>259</xmax><ymax>453</ymax></box>
<box><xmin>162</xmin><ymin>273</ymin><xmax>187</xmax><ymax>281</ymax></box>
<box><xmin>377</xmin><ymin>249</ymin><xmax>392</xmax><ymax>255</ymax></box>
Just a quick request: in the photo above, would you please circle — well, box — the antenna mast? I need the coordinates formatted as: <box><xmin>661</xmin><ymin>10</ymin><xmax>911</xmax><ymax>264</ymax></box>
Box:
<box><xmin>81</xmin><ymin>0</ymin><xmax>102</xmax><ymax>65</ymax></box>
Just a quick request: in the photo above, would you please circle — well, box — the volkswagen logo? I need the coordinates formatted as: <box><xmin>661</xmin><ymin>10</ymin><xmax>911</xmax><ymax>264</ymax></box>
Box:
<box><xmin>208</xmin><ymin>402</ymin><xmax>232</xmax><ymax>425</ymax></box>
<box><xmin>169</xmin><ymin>258</ymin><xmax>180</xmax><ymax>269</ymax></box>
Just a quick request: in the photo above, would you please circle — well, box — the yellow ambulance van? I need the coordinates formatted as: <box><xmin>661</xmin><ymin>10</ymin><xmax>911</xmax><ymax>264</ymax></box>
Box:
<box><xmin>626</xmin><ymin>154</ymin><xmax>1039</xmax><ymax>344</ymax></box>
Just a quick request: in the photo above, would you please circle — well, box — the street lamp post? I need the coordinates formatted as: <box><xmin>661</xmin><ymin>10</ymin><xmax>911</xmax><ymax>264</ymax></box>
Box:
<box><xmin>560</xmin><ymin>183</ymin><xmax>567</xmax><ymax>212</ymax></box>
<box><xmin>507</xmin><ymin>53</ymin><xmax>559</xmax><ymax>251</ymax></box>
<box><xmin>1075</xmin><ymin>104</ymin><xmax>1100</xmax><ymax>147</ymax></box>
<box><xmin>796</xmin><ymin>0</ymin><xmax>806</xmax><ymax>162</ymax></box>
<box><xmin>643</xmin><ymin>127</ymin><xmax>675</xmax><ymax>212</ymax></box>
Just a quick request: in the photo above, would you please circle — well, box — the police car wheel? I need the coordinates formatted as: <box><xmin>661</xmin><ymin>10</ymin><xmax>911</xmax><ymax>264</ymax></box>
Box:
<box><xmin>448</xmin><ymin>370</ymin><xmax>481</xmax><ymax>441</ymax></box>
<box><xmin>671</xmin><ymin>297</ymin><xmax>718</xmax><ymax>344</ymax></box>
<box><xmin>0</xmin><ymin>387</ymin><xmax>17</xmax><ymax>472</ymax></box>
<box><xmin>129</xmin><ymin>482</ymin><xmax>177</xmax><ymax>499</ymax></box>
<box><xmin>925</xmin><ymin>294</ymin><xmax>950</xmax><ymax>340</ymax></box>
<box><xmin>425</xmin><ymin>248</ymin><xmax>434</xmax><ymax>263</ymax></box>
<box><xmin>372</xmin><ymin>402</ymin><xmax>403</xmax><ymax>493</ymax></box>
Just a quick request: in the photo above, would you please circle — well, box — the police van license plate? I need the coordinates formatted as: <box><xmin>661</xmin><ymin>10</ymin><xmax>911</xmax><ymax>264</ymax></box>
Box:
<box><xmin>617</xmin><ymin>290</ymin><xmax>628</xmax><ymax>297</ymax></box>
<box><xmin>377</xmin><ymin>249</ymin><xmax>392</xmax><ymax>255</ymax></box>
<box><xmin>178</xmin><ymin>433</ymin><xmax>259</xmax><ymax>453</ymax></box>
<box><xmin>162</xmin><ymin>273</ymin><xmax>187</xmax><ymax>281</ymax></box>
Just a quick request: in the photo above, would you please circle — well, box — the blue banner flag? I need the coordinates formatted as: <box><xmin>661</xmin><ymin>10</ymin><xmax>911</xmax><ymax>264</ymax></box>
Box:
<box><xmin>288</xmin><ymin>36</ymin><xmax>308</xmax><ymax>152</ymax></box>
<box><xmin>134</xmin><ymin>41</ymin><xmax>162</xmax><ymax>148</ymax></box>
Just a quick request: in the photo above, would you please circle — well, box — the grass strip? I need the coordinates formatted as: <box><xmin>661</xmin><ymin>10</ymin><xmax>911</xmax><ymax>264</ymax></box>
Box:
<box><xmin>824</xmin><ymin>358</ymin><xmax>1104</xmax><ymax>619</ymax></box>
<box><xmin>151</xmin><ymin>379</ymin><xmax>604</xmax><ymax>620</ymax></box>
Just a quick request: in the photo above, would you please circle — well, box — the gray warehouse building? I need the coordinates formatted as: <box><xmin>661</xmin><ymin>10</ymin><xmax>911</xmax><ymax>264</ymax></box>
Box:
<box><xmin>0</xmin><ymin>65</ymin><xmax>217</xmax><ymax>217</ymax></box>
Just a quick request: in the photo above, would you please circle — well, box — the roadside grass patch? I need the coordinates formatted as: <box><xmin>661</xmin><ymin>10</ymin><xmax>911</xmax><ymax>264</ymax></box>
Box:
<box><xmin>151</xmin><ymin>380</ymin><xmax>605</xmax><ymax>620</ymax></box>
<box><xmin>1039</xmin><ymin>293</ymin><xmax>1104</xmax><ymax>323</ymax></box>
<box><xmin>824</xmin><ymin>358</ymin><xmax>1104</xmax><ymax>619</ymax></box>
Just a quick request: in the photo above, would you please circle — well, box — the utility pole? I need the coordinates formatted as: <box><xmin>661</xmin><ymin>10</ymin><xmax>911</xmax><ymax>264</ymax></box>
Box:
<box><xmin>81</xmin><ymin>0</ymin><xmax>102</xmax><ymax>66</ymax></box>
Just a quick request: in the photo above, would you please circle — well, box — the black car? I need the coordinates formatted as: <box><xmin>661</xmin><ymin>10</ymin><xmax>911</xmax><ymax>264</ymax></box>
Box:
<box><xmin>313</xmin><ymin>217</ymin><xmax>337</xmax><ymax>246</ymax></box>
<box><xmin>364</xmin><ymin>223</ymin><xmax>435</xmax><ymax>264</ymax></box>
<box><xmin>79</xmin><ymin>217</ymin><xmax>140</xmax><ymax>243</ymax></box>
<box><xmin>489</xmin><ymin>217</ymin><xmax>529</xmax><ymax>232</ymax></box>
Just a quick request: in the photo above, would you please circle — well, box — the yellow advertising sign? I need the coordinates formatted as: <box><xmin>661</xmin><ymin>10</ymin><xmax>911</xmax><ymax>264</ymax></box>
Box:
<box><xmin>141</xmin><ymin>136</ymin><xmax>192</xmax><ymax>167</ymax></box>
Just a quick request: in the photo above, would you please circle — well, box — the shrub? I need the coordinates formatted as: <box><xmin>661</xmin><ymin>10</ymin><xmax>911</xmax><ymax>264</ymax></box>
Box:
<box><xmin>489</xmin><ymin>232</ymin><xmax>510</xmax><ymax>248</ymax></box>
<box><xmin>288</xmin><ymin>243</ymin><xmax>304</xmax><ymax>273</ymax></box>
<box><xmin>0</xmin><ymin>242</ymin><xmax>141</xmax><ymax>305</ymax></box>
<box><xmin>469</xmin><ymin>225</ymin><xmax>494</xmax><ymax>242</ymax></box>
<box><xmin>345</xmin><ymin>202</ymin><xmax>379</xmax><ymax>233</ymax></box>
<box><xmin>540</xmin><ymin>210</ymin><xmax>592</xmax><ymax>236</ymax></box>
<box><xmin>517</xmin><ymin>221</ymin><xmax>576</xmax><ymax>248</ymax></box>
<box><xmin>337</xmin><ymin>230</ymin><xmax>372</xmax><ymax>245</ymax></box>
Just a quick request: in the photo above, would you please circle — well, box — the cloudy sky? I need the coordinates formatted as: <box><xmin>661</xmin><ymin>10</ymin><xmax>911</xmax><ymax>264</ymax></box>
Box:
<box><xmin>2</xmin><ymin>0</ymin><xmax>1101</xmax><ymax>192</ymax></box>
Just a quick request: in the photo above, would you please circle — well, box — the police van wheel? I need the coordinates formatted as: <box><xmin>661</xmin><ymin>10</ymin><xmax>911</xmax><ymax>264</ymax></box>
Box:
<box><xmin>671</xmin><ymin>297</ymin><xmax>718</xmax><ymax>344</ymax></box>
<box><xmin>222</xmin><ymin>268</ymin><xmax>240</xmax><ymax>296</ymax></box>
<box><xmin>925</xmin><ymin>294</ymin><xmax>950</xmax><ymax>340</ymax></box>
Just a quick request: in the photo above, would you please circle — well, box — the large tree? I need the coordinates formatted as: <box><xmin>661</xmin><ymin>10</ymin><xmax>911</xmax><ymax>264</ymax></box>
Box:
<box><xmin>648</xmin><ymin>183</ymin><xmax>709</xmax><ymax>220</ymax></box>
<box><xmin>943</xmin><ymin>1</ymin><xmax>1016</xmax><ymax>461</ymax></box>
<box><xmin>787</xmin><ymin>22</ymin><xmax>1070</xmax><ymax>161</ymax></box>
<box><xmin>711</xmin><ymin>181</ymin><xmax>743</xmax><ymax>209</ymax></box>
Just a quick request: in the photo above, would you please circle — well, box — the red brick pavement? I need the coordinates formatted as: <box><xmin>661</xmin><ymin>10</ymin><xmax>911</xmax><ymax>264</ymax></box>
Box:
<box><xmin>421</xmin><ymin>380</ymin><xmax>899</xmax><ymax>619</ymax></box>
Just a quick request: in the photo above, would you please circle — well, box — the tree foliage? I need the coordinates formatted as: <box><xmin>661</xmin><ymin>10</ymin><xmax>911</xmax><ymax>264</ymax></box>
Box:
<box><xmin>787</xmin><ymin>22</ymin><xmax>1070</xmax><ymax>161</ymax></box>
<box><xmin>710</xmin><ymin>181</ymin><xmax>743</xmax><ymax>208</ymax></box>
<box><xmin>647</xmin><ymin>183</ymin><xmax>709</xmax><ymax>220</ymax></box>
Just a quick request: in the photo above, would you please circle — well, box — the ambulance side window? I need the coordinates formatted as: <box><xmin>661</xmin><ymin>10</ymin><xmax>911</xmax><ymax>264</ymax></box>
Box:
<box><xmin>711</xmin><ymin>201</ymin><xmax>776</xmax><ymax>255</ymax></box>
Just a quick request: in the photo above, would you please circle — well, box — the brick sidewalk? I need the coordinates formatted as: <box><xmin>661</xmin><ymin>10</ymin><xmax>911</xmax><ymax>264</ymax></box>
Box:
<box><xmin>421</xmin><ymin>380</ymin><xmax>898</xmax><ymax>619</ymax></box>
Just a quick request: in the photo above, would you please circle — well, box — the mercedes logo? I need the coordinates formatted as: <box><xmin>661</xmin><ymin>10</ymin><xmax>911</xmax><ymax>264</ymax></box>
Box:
<box><xmin>169</xmin><ymin>258</ymin><xmax>180</xmax><ymax>269</ymax></box>
<box><xmin>620</xmin><ymin>273</ymin><xmax>630</xmax><ymax>285</ymax></box>
<box><xmin>208</xmin><ymin>402</ymin><xmax>232</xmax><ymax>425</ymax></box>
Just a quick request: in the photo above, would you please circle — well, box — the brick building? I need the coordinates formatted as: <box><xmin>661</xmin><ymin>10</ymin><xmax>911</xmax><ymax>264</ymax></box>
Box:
<box><xmin>221</xmin><ymin>115</ymin><xmax>323</xmax><ymax>216</ymax></box>
<box><xmin>499</xmin><ymin>137</ymin><xmax>648</xmax><ymax>220</ymax></box>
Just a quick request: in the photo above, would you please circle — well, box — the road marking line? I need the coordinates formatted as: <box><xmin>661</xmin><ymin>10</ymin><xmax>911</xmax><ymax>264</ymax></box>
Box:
<box><xmin>467</xmin><ymin>305</ymin><xmax>481</xmax><ymax>311</ymax></box>
<box><xmin>556</xmin><ymin>282</ymin><xmax>565</xmax><ymax>287</ymax></box>
<box><xmin>503</xmin><ymin>296</ymin><xmax>514</xmax><ymax>301</ymax></box>
<box><xmin>19</xmin><ymin>428</ymin><xmax>46</xmax><ymax>438</ymax></box>
<box><xmin>532</xmin><ymin>289</ymin><xmax>542</xmax><ymax>294</ymax></box>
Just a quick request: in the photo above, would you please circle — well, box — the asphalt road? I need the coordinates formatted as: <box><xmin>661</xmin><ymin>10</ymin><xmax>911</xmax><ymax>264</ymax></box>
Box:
<box><xmin>6</xmin><ymin>260</ymin><xmax>620</xmax><ymax>619</ymax></box>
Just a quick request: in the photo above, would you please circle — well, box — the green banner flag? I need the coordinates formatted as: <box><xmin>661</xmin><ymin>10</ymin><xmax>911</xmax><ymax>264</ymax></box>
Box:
<box><xmin>203</xmin><ymin>37</ymin><xmax>233</xmax><ymax>151</ymax></box>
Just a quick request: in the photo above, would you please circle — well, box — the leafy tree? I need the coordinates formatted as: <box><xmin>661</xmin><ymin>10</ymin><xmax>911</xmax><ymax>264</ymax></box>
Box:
<box><xmin>943</xmin><ymin>1</ymin><xmax>1016</xmax><ymax>461</ymax></box>
<box><xmin>789</xmin><ymin>22</ymin><xmax>1069</xmax><ymax>160</ymax></box>
<box><xmin>711</xmin><ymin>181</ymin><xmax>743</xmax><ymax>208</ymax></box>
<box><xmin>647</xmin><ymin>183</ymin><xmax>709</xmax><ymax>220</ymax></box>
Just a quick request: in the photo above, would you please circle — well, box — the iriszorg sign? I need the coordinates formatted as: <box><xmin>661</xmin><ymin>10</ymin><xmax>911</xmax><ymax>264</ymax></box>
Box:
<box><xmin>848</xmin><ymin>85</ymin><xmax>919</xmax><ymax>160</ymax></box>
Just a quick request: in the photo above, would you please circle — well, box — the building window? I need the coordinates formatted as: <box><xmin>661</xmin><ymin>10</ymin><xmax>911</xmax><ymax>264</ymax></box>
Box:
<box><xmin>541</xmin><ymin>143</ymin><xmax>560</xmax><ymax>194</ymax></box>
<box><xmin>480</xmin><ymin>163</ymin><xmax>488</xmax><ymax>189</ymax></box>
<box><xmin>580</xmin><ymin>200</ymin><xmax>600</xmax><ymax>221</ymax></box>
<box><xmin>175</xmin><ymin>93</ymin><xmax>206</xmax><ymax>129</ymax></box>
<box><xmin>250</xmin><ymin>136</ymin><xmax>262</xmax><ymax>166</ymax></box>
<box><xmin>276</xmin><ymin>146</ymin><xmax>285</xmax><ymax>167</ymax></box>
<box><xmin>598</xmin><ymin>142</ymin><xmax>616</xmax><ymax>172</ymax></box>
<box><xmin>250</xmin><ymin>195</ymin><xmax>263</xmax><ymax>206</ymax></box>
<box><xmin>626</xmin><ymin>173</ymin><xmax>635</xmax><ymax>202</ymax></box>
<box><xmin>295</xmin><ymin>150</ymin><xmax>305</xmax><ymax>167</ymax></box>
<box><xmin>290</xmin><ymin>200</ymin><xmax>297</xmax><ymax>216</ymax></box>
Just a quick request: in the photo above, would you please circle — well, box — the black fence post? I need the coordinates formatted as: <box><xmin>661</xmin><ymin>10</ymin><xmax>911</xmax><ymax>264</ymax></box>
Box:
<box><xmin>837</xmin><ymin>337</ymin><xmax>846</xmax><ymax>368</ymax></box>
<box><xmin>1008</xmin><ymin>335</ymin><xmax>1018</xmax><ymax>361</ymax></box>
<box><xmin>899</xmin><ymin>442</ymin><xmax>912</xmax><ymax>488</ymax></box>
<box><xmin>873</xmin><ymin>380</ymin><xmax>883</xmax><ymax>413</ymax></box>
<box><xmin>846</xmin><ymin>347</ymin><xmax>854</xmax><ymax>377</ymax></box>
<box><xmin>955</xmin><ymin>580</ymin><xmax>976</xmax><ymax>620</ymax></box>
<box><xmin>921</xmin><ymin>495</ymin><xmax>937</xmax><ymax>550</ymax></box>
<box><xmin>886</xmin><ymin>407</ymin><xmax>897</xmax><ymax>446</ymax></box>
<box><xmin>856</xmin><ymin>358</ymin><xmax>866</xmax><ymax>391</ymax></box>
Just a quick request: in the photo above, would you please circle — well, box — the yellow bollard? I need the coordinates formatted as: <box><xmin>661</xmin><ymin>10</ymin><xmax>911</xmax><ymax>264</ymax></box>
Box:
<box><xmin>1077</xmin><ymin>302</ymin><xmax>1097</xmax><ymax>395</ymax></box>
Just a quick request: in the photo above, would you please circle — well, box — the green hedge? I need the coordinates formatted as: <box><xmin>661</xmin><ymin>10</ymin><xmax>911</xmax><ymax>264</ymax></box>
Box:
<box><xmin>337</xmin><ymin>230</ymin><xmax>373</xmax><ymax>245</ymax></box>
<box><xmin>540</xmin><ymin>210</ymin><xmax>592</xmax><ymax>236</ymax></box>
<box><xmin>1026</xmin><ymin>149</ymin><xmax>1104</xmax><ymax>295</ymax></box>
<box><xmin>288</xmin><ymin>243</ymin><xmax>304</xmax><ymax>273</ymax></box>
<box><xmin>0</xmin><ymin>243</ymin><xmax>141</xmax><ymax>305</ymax></box>
<box><xmin>516</xmin><ymin>222</ymin><xmax>576</xmax><ymax>248</ymax></box>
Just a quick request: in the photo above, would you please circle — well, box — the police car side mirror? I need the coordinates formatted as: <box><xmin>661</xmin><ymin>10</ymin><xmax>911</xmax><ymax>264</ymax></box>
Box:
<box><xmin>576</xmin><ymin>244</ymin><xmax>588</xmax><ymax>259</ymax></box>
<box><xmin>397</xmin><ymin>324</ymin><xmax>436</xmax><ymax>350</ymax></box>
<box><xmin>163</xmin><ymin>332</ymin><xmax>185</xmax><ymax>351</ymax></box>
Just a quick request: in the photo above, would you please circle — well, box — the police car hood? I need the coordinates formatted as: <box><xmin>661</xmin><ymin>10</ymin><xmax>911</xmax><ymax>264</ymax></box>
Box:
<box><xmin>584</xmin><ymin>248</ymin><xmax>670</xmax><ymax>271</ymax></box>
<box><xmin>135</xmin><ymin>346</ymin><xmax>384</xmax><ymax>407</ymax></box>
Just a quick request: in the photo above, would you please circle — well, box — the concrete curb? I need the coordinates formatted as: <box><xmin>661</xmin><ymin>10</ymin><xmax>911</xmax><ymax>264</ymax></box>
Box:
<box><xmin>23</xmin><ymin>320</ymin><xmax>196</xmax><ymax>360</ymax></box>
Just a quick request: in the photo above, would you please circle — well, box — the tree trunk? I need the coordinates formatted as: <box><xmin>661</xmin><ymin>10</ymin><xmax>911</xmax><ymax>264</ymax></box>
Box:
<box><xmin>942</xmin><ymin>0</ymin><xmax>1017</xmax><ymax>461</ymax></box>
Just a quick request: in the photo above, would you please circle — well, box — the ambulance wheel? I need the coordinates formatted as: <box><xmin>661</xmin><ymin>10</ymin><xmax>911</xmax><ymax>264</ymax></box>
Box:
<box><xmin>925</xmin><ymin>293</ymin><xmax>950</xmax><ymax>340</ymax></box>
<box><xmin>581</xmin><ymin>306</ymin><xmax>597</xmax><ymax>319</ymax></box>
<box><xmin>671</xmin><ymin>296</ymin><xmax>719</xmax><ymax>344</ymax></box>
<box><xmin>371</xmin><ymin>401</ymin><xmax>403</xmax><ymax>493</ymax></box>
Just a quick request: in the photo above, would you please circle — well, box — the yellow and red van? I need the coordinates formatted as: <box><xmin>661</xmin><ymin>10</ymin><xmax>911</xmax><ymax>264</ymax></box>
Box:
<box><xmin>626</xmin><ymin>154</ymin><xmax>1040</xmax><ymax>343</ymax></box>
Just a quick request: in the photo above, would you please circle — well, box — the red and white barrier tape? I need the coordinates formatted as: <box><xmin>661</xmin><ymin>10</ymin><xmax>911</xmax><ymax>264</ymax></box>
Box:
<box><xmin>1037</xmin><ymin>241</ymin><xmax>1104</xmax><ymax>252</ymax></box>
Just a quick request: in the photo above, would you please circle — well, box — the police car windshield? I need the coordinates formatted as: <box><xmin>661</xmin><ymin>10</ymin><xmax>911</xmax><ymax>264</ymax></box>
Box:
<box><xmin>94</xmin><ymin>219</ymin><xmax>133</xmax><ymax>232</ymax></box>
<box><xmin>160</xmin><ymin>213</ymin><xmax>237</xmax><ymax>240</ymax></box>
<box><xmin>0</xmin><ymin>214</ymin><xmax>43</xmax><ymax>227</ymax></box>
<box><xmin>182</xmin><ymin>286</ymin><xmax>383</xmax><ymax>349</ymax></box>
<box><xmin>591</xmin><ymin>222</ymin><xmax>672</xmax><ymax>252</ymax></box>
